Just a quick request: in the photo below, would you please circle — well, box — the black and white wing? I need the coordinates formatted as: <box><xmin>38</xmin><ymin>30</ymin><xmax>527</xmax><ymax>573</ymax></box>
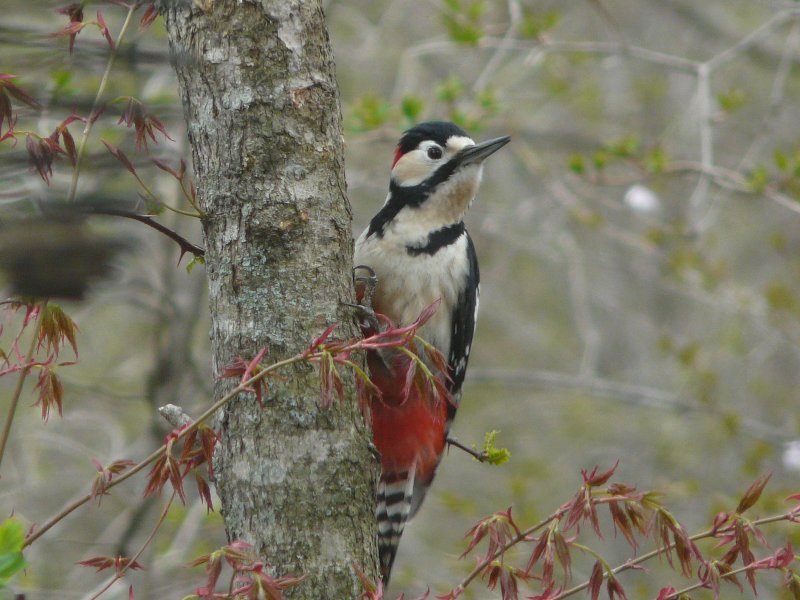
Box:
<box><xmin>408</xmin><ymin>230</ymin><xmax>480</xmax><ymax>521</ymax></box>
<box><xmin>445</xmin><ymin>230</ymin><xmax>480</xmax><ymax>426</ymax></box>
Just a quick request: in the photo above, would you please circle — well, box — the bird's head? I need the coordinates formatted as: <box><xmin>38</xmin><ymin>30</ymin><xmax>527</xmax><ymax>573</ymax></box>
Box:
<box><xmin>391</xmin><ymin>121</ymin><xmax>508</xmax><ymax>187</ymax></box>
<box><xmin>368</xmin><ymin>121</ymin><xmax>510</xmax><ymax>237</ymax></box>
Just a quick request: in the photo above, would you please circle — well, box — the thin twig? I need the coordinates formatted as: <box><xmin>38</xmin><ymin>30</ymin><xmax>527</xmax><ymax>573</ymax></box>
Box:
<box><xmin>86</xmin><ymin>492</ymin><xmax>176</xmax><ymax>600</ymax></box>
<box><xmin>23</xmin><ymin>353</ymin><xmax>305</xmax><ymax>548</ymax></box>
<box><xmin>89</xmin><ymin>207</ymin><xmax>205</xmax><ymax>258</ymax></box>
<box><xmin>706</xmin><ymin>9</ymin><xmax>800</xmax><ymax>70</ymax></box>
<box><xmin>446</xmin><ymin>436</ymin><xmax>489</xmax><ymax>462</ymax></box>
<box><xmin>67</xmin><ymin>5</ymin><xmax>137</xmax><ymax>203</ymax></box>
<box><xmin>0</xmin><ymin>301</ymin><xmax>47</xmax><ymax>471</ymax></box>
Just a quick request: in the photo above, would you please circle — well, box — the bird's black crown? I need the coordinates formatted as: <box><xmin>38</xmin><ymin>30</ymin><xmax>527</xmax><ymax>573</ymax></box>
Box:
<box><xmin>396</xmin><ymin>121</ymin><xmax>469</xmax><ymax>156</ymax></box>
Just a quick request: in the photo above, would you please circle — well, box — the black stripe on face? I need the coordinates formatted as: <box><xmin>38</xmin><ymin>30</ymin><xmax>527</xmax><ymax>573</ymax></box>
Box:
<box><xmin>406</xmin><ymin>222</ymin><xmax>465</xmax><ymax>256</ymax></box>
<box><xmin>366</xmin><ymin>161</ymin><xmax>463</xmax><ymax>238</ymax></box>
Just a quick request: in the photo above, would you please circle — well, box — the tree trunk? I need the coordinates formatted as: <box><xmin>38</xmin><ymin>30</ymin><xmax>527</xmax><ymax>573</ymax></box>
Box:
<box><xmin>160</xmin><ymin>1</ymin><xmax>380</xmax><ymax>596</ymax></box>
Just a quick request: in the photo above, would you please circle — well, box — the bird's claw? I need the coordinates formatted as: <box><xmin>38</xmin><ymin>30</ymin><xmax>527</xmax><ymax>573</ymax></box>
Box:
<box><xmin>347</xmin><ymin>265</ymin><xmax>381</xmax><ymax>333</ymax></box>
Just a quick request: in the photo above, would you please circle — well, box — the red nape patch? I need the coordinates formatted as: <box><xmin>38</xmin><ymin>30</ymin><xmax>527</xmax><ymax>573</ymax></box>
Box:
<box><xmin>392</xmin><ymin>145</ymin><xmax>403</xmax><ymax>168</ymax></box>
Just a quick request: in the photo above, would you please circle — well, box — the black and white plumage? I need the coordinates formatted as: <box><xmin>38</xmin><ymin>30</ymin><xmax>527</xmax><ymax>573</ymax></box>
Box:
<box><xmin>354</xmin><ymin>121</ymin><xmax>509</xmax><ymax>583</ymax></box>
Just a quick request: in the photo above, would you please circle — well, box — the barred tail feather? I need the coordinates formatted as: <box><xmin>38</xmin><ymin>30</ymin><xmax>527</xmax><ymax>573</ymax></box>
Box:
<box><xmin>376</xmin><ymin>466</ymin><xmax>416</xmax><ymax>584</ymax></box>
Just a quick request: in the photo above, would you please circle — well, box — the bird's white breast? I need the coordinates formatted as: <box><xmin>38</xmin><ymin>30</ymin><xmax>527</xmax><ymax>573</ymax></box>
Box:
<box><xmin>355</xmin><ymin>228</ymin><xmax>469</xmax><ymax>358</ymax></box>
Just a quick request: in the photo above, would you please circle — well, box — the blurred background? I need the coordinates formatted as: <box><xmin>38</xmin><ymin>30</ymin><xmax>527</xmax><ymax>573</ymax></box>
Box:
<box><xmin>2</xmin><ymin>0</ymin><xmax>800</xmax><ymax>598</ymax></box>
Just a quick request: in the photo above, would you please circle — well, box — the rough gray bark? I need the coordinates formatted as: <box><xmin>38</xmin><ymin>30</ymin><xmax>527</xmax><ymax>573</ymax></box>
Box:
<box><xmin>160</xmin><ymin>1</ymin><xmax>380</xmax><ymax>596</ymax></box>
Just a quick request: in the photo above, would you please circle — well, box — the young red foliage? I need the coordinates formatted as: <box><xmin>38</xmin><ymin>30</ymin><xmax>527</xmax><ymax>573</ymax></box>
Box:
<box><xmin>219</xmin><ymin>348</ymin><xmax>270</xmax><ymax>407</ymax></box>
<box><xmin>152</xmin><ymin>157</ymin><xmax>187</xmax><ymax>181</ymax></box>
<box><xmin>96</xmin><ymin>10</ymin><xmax>115</xmax><ymax>49</ymax></box>
<box><xmin>587</xmin><ymin>560</ymin><xmax>603</xmax><ymax>600</ymax></box>
<box><xmin>606</xmin><ymin>575</ymin><xmax>628</xmax><ymax>600</ymax></box>
<box><xmin>139</xmin><ymin>3</ymin><xmax>158</xmax><ymax>30</ymax></box>
<box><xmin>180</xmin><ymin>424</ymin><xmax>218</xmax><ymax>511</ymax></box>
<box><xmin>37</xmin><ymin>303</ymin><xmax>79</xmax><ymax>358</ymax></box>
<box><xmin>188</xmin><ymin>541</ymin><xmax>304</xmax><ymax>600</ymax></box>
<box><xmin>484</xmin><ymin>563</ymin><xmax>526</xmax><ymax>600</ymax></box>
<box><xmin>117</xmin><ymin>97</ymin><xmax>173</xmax><ymax>152</ymax></box>
<box><xmin>90</xmin><ymin>458</ymin><xmax>136</xmax><ymax>504</ymax></box>
<box><xmin>461</xmin><ymin>507</ymin><xmax>521</xmax><ymax>561</ymax></box>
<box><xmin>54</xmin><ymin>3</ymin><xmax>85</xmax><ymax>52</ymax></box>
<box><xmin>77</xmin><ymin>555</ymin><xmax>144</xmax><ymax>575</ymax></box>
<box><xmin>353</xmin><ymin>564</ymin><xmax>384</xmax><ymax>600</ymax></box>
<box><xmin>655</xmin><ymin>587</ymin><xmax>677</xmax><ymax>600</ymax></box>
<box><xmin>0</xmin><ymin>74</ymin><xmax>41</xmax><ymax>110</ymax></box>
<box><xmin>26</xmin><ymin>134</ymin><xmax>64</xmax><ymax>185</ymax></box>
<box><xmin>736</xmin><ymin>472</ymin><xmax>772</xmax><ymax>515</ymax></box>
<box><xmin>144</xmin><ymin>433</ymin><xmax>187</xmax><ymax>503</ymax></box>
<box><xmin>102</xmin><ymin>139</ymin><xmax>137</xmax><ymax>176</ymax></box>
<box><xmin>526</xmin><ymin>583</ymin><xmax>562</xmax><ymax>600</ymax></box>
<box><xmin>34</xmin><ymin>364</ymin><xmax>65</xmax><ymax>420</ymax></box>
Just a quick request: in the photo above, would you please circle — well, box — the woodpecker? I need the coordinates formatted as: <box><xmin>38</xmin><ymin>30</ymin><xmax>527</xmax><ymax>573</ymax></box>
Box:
<box><xmin>354</xmin><ymin>121</ymin><xmax>510</xmax><ymax>583</ymax></box>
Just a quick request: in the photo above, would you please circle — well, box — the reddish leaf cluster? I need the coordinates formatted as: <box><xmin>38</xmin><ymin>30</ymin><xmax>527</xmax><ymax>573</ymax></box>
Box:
<box><xmin>310</xmin><ymin>300</ymin><xmax>451</xmax><ymax>411</ymax></box>
<box><xmin>450</xmin><ymin>464</ymin><xmax>664</xmax><ymax>599</ymax></box>
<box><xmin>457</xmin><ymin>510</ymin><xmax>532</xmax><ymax>600</ymax></box>
<box><xmin>153</xmin><ymin>156</ymin><xmax>202</xmax><ymax>214</ymax></box>
<box><xmin>461</xmin><ymin>507</ymin><xmax>521</xmax><ymax>562</ymax></box>
<box><xmin>144</xmin><ymin>424</ymin><xmax>218</xmax><ymax>510</ymax></box>
<box><xmin>353</xmin><ymin>563</ymin><xmax>430</xmax><ymax>600</ymax></box>
<box><xmin>187</xmin><ymin>540</ymin><xmax>305</xmax><ymax>600</ymax></box>
<box><xmin>54</xmin><ymin>3</ymin><xmax>85</xmax><ymax>53</ymax></box>
<box><xmin>25</xmin><ymin>134</ymin><xmax>64</xmax><ymax>185</ymax></box>
<box><xmin>0</xmin><ymin>302</ymin><xmax>79</xmax><ymax>421</ymax></box>
<box><xmin>77</xmin><ymin>555</ymin><xmax>144</xmax><ymax>576</ymax></box>
<box><xmin>693</xmin><ymin>477</ymin><xmax>775</xmax><ymax>599</ymax></box>
<box><xmin>0</xmin><ymin>75</ymin><xmax>87</xmax><ymax>185</ymax></box>
<box><xmin>0</xmin><ymin>74</ymin><xmax>40</xmax><ymax>137</ymax></box>
<box><xmin>139</xmin><ymin>3</ymin><xmax>158</xmax><ymax>31</ymax></box>
<box><xmin>446</xmin><ymin>466</ymin><xmax>800</xmax><ymax>600</ymax></box>
<box><xmin>37</xmin><ymin>303</ymin><xmax>79</xmax><ymax>357</ymax></box>
<box><xmin>102</xmin><ymin>139</ymin><xmax>137</xmax><ymax>176</ymax></box>
<box><xmin>218</xmin><ymin>301</ymin><xmax>453</xmax><ymax>413</ymax></box>
<box><xmin>219</xmin><ymin>348</ymin><xmax>270</xmax><ymax>407</ymax></box>
<box><xmin>90</xmin><ymin>458</ymin><xmax>137</xmax><ymax>504</ymax></box>
<box><xmin>34</xmin><ymin>364</ymin><xmax>66</xmax><ymax>420</ymax></box>
<box><xmin>53</xmin><ymin>6</ymin><xmax>116</xmax><ymax>52</ymax></box>
<box><xmin>95</xmin><ymin>10</ymin><xmax>115</xmax><ymax>49</ymax></box>
<box><xmin>117</xmin><ymin>97</ymin><xmax>173</xmax><ymax>153</ymax></box>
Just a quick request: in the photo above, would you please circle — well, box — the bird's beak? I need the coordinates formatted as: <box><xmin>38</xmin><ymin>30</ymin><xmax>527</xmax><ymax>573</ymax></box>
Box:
<box><xmin>456</xmin><ymin>135</ymin><xmax>511</xmax><ymax>167</ymax></box>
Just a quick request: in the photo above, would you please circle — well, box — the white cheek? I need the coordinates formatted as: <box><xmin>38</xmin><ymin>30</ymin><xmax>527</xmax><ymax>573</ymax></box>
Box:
<box><xmin>392</xmin><ymin>151</ymin><xmax>433</xmax><ymax>187</ymax></box>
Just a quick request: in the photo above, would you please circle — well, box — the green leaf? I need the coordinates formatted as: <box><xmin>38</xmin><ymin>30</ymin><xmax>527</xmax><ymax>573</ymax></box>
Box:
<box><xmin>717</xmin><ymin>88</ymin><xmax>746</xmax><ymax>113</ymax></box>
<box><xmin>746</xmin><ymin>165</ymin><xmax>769</xmax><ymax>193</ymax></box>
<box><xmin>774</xmin><ymin>149</ymin><xmax>789</xmax><ymax>172</ymax></box>
<box><xmin>520</xmin><ymin>9</ymin><xmax>560</xmax><ymax>39</ymax></box>
<box><xmin>0</xmin><ymin>518</ymin><xmax>27</xmax><ymax>587</ymax></box>
<box><xmin>592</xmin><ymin>150</ymin><xmax>608</xmax><ymax>171</ymax></box>
<box><xmin>400</xmin><ymin>95</ymin><xmax>424</xmax><ymax>123</ymax></box>
<box><xmin>349</xmin><ymin>94</ymin><xmax>391</xmax><ymax>132</ymax></box>
<box><xmin>186</xmin><ymin>255</ymin><xmax>205</xmax><ymax>274</ymax></box>
<box><xmin>644</xmin><ymin>146</ymin><xmax>668</xmax><ymax>174</ymax></box>
<box><xmin>606</xmin><ymin>134</ymin><xmax>640</xmax><ymax>158</ymax></box>
<box><xmin>567</xmin><ymin>154</ymin><xmax>585</xmax><ymax>174</ymax></box>
<box><xmin>440</xmin><ymin>0</ymin><xmax>485</xmax><ymax>45</ymax></box>
<box><xmin>436</xmin><ymin>77</ymin><xmax>464</xmax><ymax>104</ymax></box>
<box><xmin>475</xmin><ymin>87</ymin><xmax>498</xmax><ymax>114</ymax></box>
<box><xmin>482</xmin><ymin>430</ymin><xmax>510</xmax><ymax>466</ymax></box>
<box><xmin>764</xmin><ymin>280</ymin><xmax>795</xmax><ymax>311</ymax></box>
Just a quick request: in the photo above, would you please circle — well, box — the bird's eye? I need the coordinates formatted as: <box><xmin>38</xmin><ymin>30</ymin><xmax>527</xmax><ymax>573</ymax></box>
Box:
<box><xmin>427</xmin><ymin>146</ymin><xmax>443</xmax><ymax>160</ymax></box>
